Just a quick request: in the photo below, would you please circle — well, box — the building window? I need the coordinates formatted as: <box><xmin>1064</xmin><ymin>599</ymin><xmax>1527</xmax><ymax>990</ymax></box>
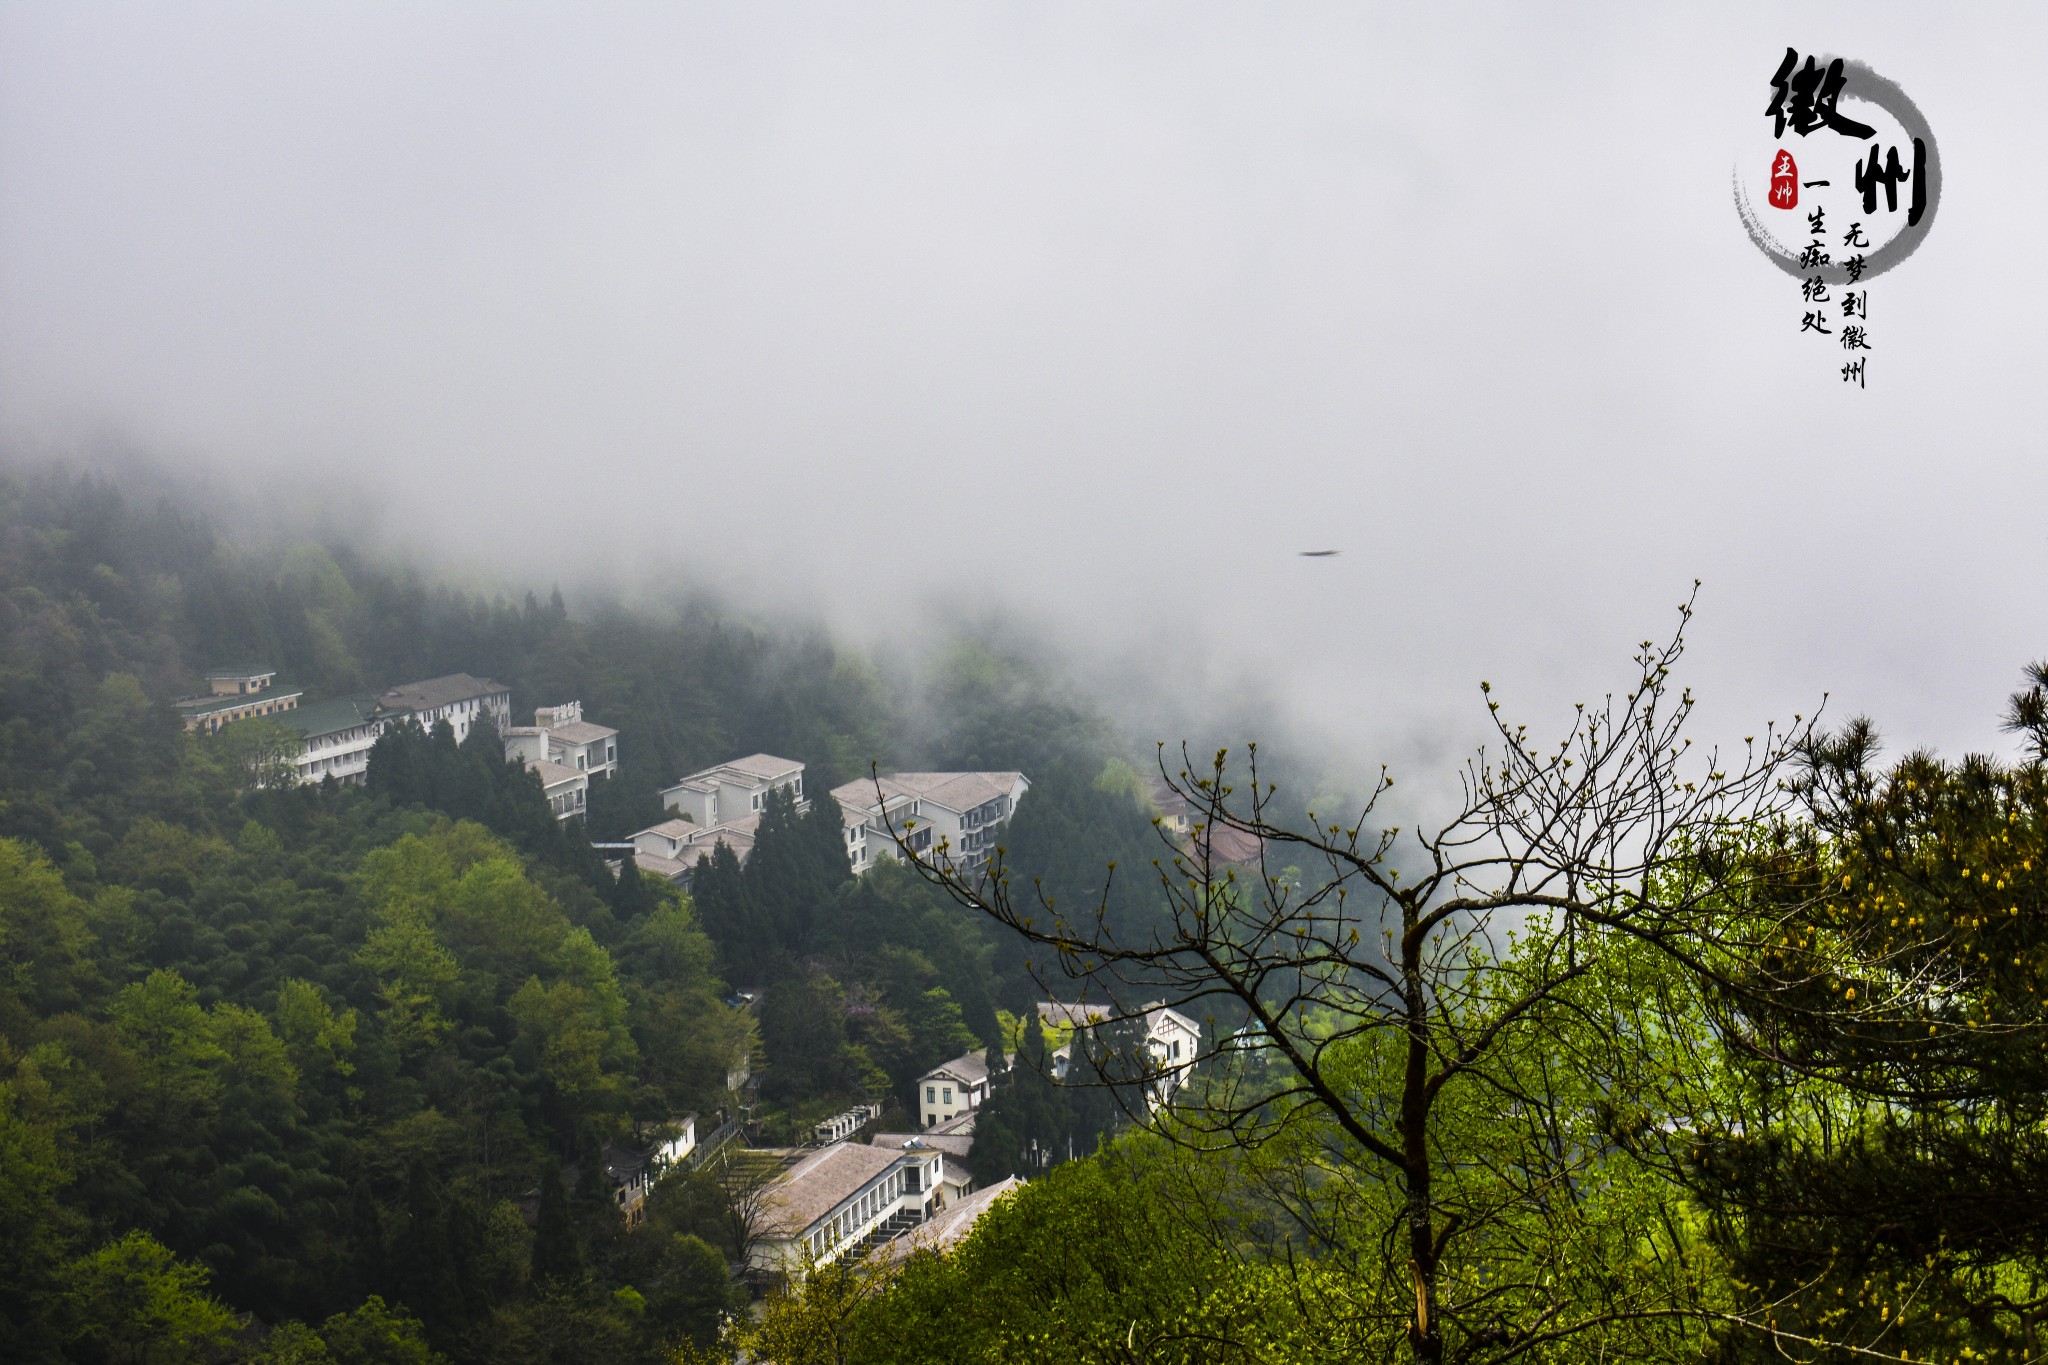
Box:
<box><xmin>942</xmin><ymin>1086</ymin><xmax>952</xmax><ymax>1103</ymax></box>
<box><xmin>925</xmin><ymin>1085</ymin><xmax>935</xmax><ymax>1104</ymax></box>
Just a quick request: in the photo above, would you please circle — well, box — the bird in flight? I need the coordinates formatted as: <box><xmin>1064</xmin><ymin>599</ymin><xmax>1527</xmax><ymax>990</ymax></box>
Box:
<box><xmin>1298</xmin><ymin>550</ymin><xmax>1339</xmax><ymax>558</ymax></box>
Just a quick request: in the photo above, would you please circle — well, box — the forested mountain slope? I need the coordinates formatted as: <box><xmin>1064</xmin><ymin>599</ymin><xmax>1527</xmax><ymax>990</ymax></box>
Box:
<box><xmin>0</xmin><ymin>467</ymin><xmax>1171</xmax><ymax>1361</ymax></box>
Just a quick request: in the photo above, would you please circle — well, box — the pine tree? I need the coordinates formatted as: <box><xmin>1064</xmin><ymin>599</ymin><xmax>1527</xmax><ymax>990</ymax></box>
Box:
<box><xmin>365</xmin><ymin>722</ymin><xmax>424</xmax><ymax>805</ymax></box>
<box><xmin>609</xmin><ymin>850</ymin><xmax>657</xmax><ymax>922</ymax></box>
<box><xmin>530</xmin><ymin>1166</ymin><xmax>582</xmax><ymax>1287</ymax></box>
<box><xmin>967</xmin><ymin>1043</ymin><xmax>1023</xmax><ymax>1179</ymax></box>
<box><xmin>389</xmin><ymin>1163</ymin><xmax>464</xmax><ymax>1335</ymax></box>
<box><xmin>1010</xmin><ymin>1014</ymin><xmax>1073</xmax><ymax>1172</ymax></box>
<box><xmin>691</xmin><ymin>843</ymin><xmax>757</xmax><ymax>983</ymax></box>
<box><xmin>421</xmin><ymin>720</ymin><xmax>461</xmax><ymax>810</ymax></box>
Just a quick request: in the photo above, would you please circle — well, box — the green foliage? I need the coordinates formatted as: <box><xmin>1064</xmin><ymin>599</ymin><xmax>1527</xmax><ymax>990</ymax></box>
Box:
<box><xmin>804</xmin><ymin>1140</ymin><xmax>1324</xmax><ymax>1365</ymax></box>
<box><xmin>1678</xmin><ymin>715</ymin><xmax>2048</xmax><ymax>1362</ymax></box>
<box><xmin>759</xmin><ymin>971</ymin><xmax>857</xmax><ymax>1104</ymax></box>
<box><xmin>252</xmin><ymin>1296</ymin><xmax>451</xmax><ymax>1364</ymax></box>
<box><xmin>531</xmin><ymin>1166</ymin><xmax>582</xmax><ymax>1289</ymax></box>
<box><xmin>217</xmin><ymin>717</ymin><xmax>307</xmax><ymax>790</ymax></box>
<box><xmin>64</xmin><ymin>1230</ymin><xmax>240</xmax><ymax>1364</ymax></box>
<box><xmin>971</xmin><ymin>1013</ymin><xmax>1071</xmax><ymax>1178</ymax></box>
<box><xmin>637</xmin><ymin>1232</ymin><xmax>742</xmax><ymax>1351</ymax></box>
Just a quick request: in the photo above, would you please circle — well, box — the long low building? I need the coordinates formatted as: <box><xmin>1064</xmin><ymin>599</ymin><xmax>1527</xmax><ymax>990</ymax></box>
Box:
<box><xmin>376</xmin><ymin>673</ymin><xmax>512</xmax><ymax>744</ymax></box>
<box><xmin>281</xmin><ymin>693</ymin><xmax>392</xmax><ymax>785</ymax></box>
<box><xmin>749</xmin><ymin>1141</ymin><xmax>945</xmax><ymax>1279</ymax></box>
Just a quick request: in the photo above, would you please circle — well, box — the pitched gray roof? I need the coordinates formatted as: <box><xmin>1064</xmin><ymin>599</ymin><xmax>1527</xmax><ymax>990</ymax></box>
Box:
<box><xmin>756</xmin><ymin>1143</ymin><xmax>907</xmax><ymax>1239</ymax></box>
<box><xmin>530</xmin><ymin>760</ymin><xmax>584</xmax><ymax>790</ymax></box>
<box><xmin>280</xmin><ymin>693</ymin><xmax>388</xmax><ymax>740</ymax></box>
<box><xmin>546</xmin><ymin>719</ymin><xmax>616</xmax><ymax>744</ymax></box>
<box><xmin>1038</xmin><ymin>1001</ymin><xmax>1113</xmax><ymax>1029</ymax></box>
<box><xmin>717</xmin><ymin>753</ymin><xmax>804</xmax><ymax>782</ymax></box>
<box><xmin>869</xmin><ymin>1132</ymin><xmax>973</xmax><ymax>1161</ymax></box>
<box><xmin>920</xmin><ymin>1050</ymin><xmax>994</xmax><ymax>1088</ymax></box>
<box><xmin>871</xmin><ymin>772</ymin><xmax>1025</xmax><ymax>814</ymax></box>
<box><xmin>628</xmin><ymin>853</ymin><xmax>693</xmax><ymax>881</ymax></box>
<box><xmin>378</xmin><ymin>673</ymin><xmax>509</xmax><ymax>714</ymax></box>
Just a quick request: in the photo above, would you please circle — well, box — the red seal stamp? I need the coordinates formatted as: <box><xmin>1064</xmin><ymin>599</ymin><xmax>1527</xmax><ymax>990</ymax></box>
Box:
<box><xmin>1768</xmin><ymin>149</ymin><xmax>1798</xmax><ymax>209</ymax></box>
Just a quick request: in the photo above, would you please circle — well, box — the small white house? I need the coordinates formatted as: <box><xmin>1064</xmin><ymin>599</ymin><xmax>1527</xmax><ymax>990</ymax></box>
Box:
<box><xmin>916</xmin><ymin>1050</ymin><xmax>1001</xmax><ymax>1130</ymax></box>
<box><xmin>650</xmin><ymin>1114</ymin><xmax>698</xmax><ymax>1171</ymax></box>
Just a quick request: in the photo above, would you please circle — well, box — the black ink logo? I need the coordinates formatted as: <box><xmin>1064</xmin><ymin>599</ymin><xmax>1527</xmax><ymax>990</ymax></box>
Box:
<box><xmin>1735</xmin><ymin>51</ymin><xmax>1941</xmax><ymax>388</ymax></box>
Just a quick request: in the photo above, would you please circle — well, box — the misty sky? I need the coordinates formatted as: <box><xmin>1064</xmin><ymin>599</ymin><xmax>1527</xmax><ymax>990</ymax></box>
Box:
<box><xmin>3</xmin><ymin>4</ymin><xmax>2043</xmax><ymax>784</ymax></box>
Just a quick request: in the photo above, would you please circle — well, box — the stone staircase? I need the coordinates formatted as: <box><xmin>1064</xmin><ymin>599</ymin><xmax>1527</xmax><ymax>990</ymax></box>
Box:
<box><xmin>853</xmin><ymin>1205</ymin><xmax>925</xmax><ymax>1257</ymax></box>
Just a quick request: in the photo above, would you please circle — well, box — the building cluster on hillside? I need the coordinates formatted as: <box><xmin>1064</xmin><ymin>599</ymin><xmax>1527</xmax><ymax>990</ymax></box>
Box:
<box><xmin>740</xmin><ymin>999</ymin><xmax>1200</xmax><ymax>1284</ymax></box>
<box><xmin>174</xmin><ymin>666</ymin><xmax>615</xmax><ymax>822</ymax></box>
<box><xmin>626</xmin><ymin>754</ymin><xmax>1028</xmax><ymax>886</ymax></box>
<box><xmin>180</xmin><ymin>670</ymin><xmax>1218</xmax><ymax>1286</ymax></box>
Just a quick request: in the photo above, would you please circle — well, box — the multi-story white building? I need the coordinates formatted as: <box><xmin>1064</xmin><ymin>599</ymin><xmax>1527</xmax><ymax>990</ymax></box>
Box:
<box><xmin>829</xmin><ymin>771</ymin><xmax>1029</xmax><ymax>873</ymax></box>
<box><xmin>280</xmin><ymin>694</ymin><xmax>392</xmax><ymax>786</ymax></box>
<box><xmin>504</xmin><ymin>701</ymin><xmax>616</xmax><ymax>823</ymax></box>
<box><xmin>629</xmin><ymin>753</ymin><xmax>804</xmax><ymax>882</ymax></box>
<box><xmin>531</xmin><ymin>761</ymin><xmax>589</xmax><ymax>823</ymax></box>
<box><xmin>868</xmin><ymin>1127</ymin><xmax>979</xmax><ymax>1203</ymax></box>
<box><xmin>376</xmin><ymin>673</ymin><xmax>512</xmax><ymax>744</ymax></box>
<box><xmin>750</xmin><ymin>1141</ymin><xmax>945</xmax><ymax>1279</ymax></box>
<box><xmin>915</xmin><ymin>1049</ymin><xmax>1000</xmax><ymax>1130</ymax></box>
<box><xmin>524</xmin><ymin>702</ymin><xmax>619</xmax><ymax>779</ymax></box>
<box><xmin>661</xmin><ymin>754</ymin><xmax>805</xmax><ymax>825</ymax></box>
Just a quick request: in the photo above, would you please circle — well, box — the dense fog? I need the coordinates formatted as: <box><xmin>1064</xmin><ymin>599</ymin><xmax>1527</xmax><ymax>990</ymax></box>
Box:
<box><xmin>4</xmin><ymin>3</ymin><xmax>2043</xmax><ymax>786</ymax></box>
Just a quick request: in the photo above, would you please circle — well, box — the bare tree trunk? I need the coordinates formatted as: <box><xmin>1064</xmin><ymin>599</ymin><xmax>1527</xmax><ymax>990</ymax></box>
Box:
<box><xmin>1401</xmin><ymin>898</ymin><xmax>1442</xmax><ymax>1363</ymax></box>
